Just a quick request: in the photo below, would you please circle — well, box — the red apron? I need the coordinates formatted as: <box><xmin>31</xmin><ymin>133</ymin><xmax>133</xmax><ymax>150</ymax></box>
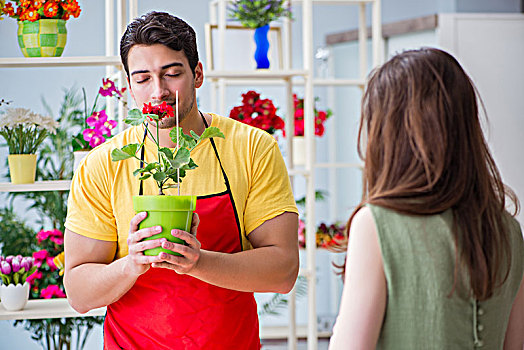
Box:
<box><xmin>104</xmin><ymin>116</ymin><xmax>260</xmax><ymax>349</ymax></box>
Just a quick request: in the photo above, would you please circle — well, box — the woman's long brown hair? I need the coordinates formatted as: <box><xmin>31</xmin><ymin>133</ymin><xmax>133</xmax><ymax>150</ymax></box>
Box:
<box><xmin>340</xmin><ymin>48</ymin><xmax>519</xmax><ymax>300</ymax></box>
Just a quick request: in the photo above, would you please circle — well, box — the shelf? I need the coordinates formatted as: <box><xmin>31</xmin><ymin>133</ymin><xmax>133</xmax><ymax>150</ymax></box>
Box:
<box><xmin>0</xmin><ymin>299</ymin><xmax>106</xmax><ymax>321</ymax></box>
<box><xmin>0</xmin><ymin>56</ymin><xmax>122</xmax><ymax>68</ymax></box>
<box><xmin>205</xmin><ymin>69</ymin><xmax>308</xmax><ymax>80</ymax></box>
<box><xmin>0</xmin><ymin>180</ymin><xmax>71</xmax><ymax>192</ymax></box>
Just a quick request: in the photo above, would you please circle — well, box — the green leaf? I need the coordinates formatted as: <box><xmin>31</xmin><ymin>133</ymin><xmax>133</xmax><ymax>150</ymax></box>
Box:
<box><xmin>159</xmin><ymin>147</ymin><xmax>174</xmax><ymax>160</ymax></box>
<box><xmin>138</xmin><ymin>174</ymin><xmax>151</xmax><ymax>181</ymax></box>
<box><xmin>111</xmin><ymin>149</ymin><xmax>133</xmax><ymax>161</ymax></box>
<box><xmin>170</xmin><ymin>148</ymin><xmax>190</xmax><ymax>168</ymax></box>
<box><xmin>153</xmin><ymin>172</ymin><xmax>167</xmax><ymax>182</ymax></box>
<box><xmin>181</xmin><ymin>158</ymin><xmax>198</xmax><ymax>171</ymax></box>
<box><xmin>13</xmin><ymin>273</ymin><xmax>20</xmax><ymax>285</ymax></box>
<box><xmin>125</xmin><ymin>109</ymin><xmax>146</xmax><ymax>125</ymax></box>
<box><xmin>143</xmin><ymin>113</ymin><xmax>159</xmax><ymax>121</ymax></box>
<box><xmin>169</xmin><ymin>127</ymin><xmax>196</xmax><ymax>148</ymax></box>
<box><xmin>200</xmin><ymin>127</ymin><xmax>225</xmax><ymax>140</ymax></box>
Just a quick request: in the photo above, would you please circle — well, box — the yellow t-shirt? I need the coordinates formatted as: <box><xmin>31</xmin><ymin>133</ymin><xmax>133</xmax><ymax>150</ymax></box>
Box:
<box><xmin>65</xmin><ymin>113</ymin><xmax>298</xmax><ymax>259</ymax></box>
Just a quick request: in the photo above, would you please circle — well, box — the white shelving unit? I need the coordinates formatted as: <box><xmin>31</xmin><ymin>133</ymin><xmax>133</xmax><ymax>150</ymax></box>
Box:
<box><xmin>207</xmin><ymin>1</ymin><xmax>381</xmax><ymax>349</ymax></box>
<box><xmin>0</xmin><ymin>0</ymin><xmax>134</xmax><ymax>323</ymax></box>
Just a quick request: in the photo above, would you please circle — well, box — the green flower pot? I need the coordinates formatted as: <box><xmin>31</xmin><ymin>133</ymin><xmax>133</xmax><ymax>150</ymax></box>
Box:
<box><xmin>17</xmin><ymin>19</ymin><xmax>67</xmax><ymax>57</ymax></box>
<box><xmin>133</xmin><ymin>195</ymin><xmax>197</xmax><ymax>256</ymax></box>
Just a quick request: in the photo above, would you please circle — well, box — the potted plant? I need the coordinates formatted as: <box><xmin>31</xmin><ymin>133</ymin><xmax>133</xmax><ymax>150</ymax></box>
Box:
<box><xmin>228</xmin><ymin>0</ymin><xmax>292</xmax><ymax>69</ymax></box>
<box><xmin>71</xmin><ymin>78</ymin><xmax>122</xmax><ymax>171</ymax></box>
<box><xmin>229</xmin><ymin>90</ymin><xmax>285</xmax><ymax>135</ymax></box>
<box><xmin>2</xmin><ymin>0</ymin><xmax>81</xmax><ymax>57</ymax></box>
<box><xmin>111</xmin><ymin>100</ymin><xmax>225</xmax><ymax>256</ymax></box>
<box><xmin>291</xmin><ymin>94</ymin><xmax>332</xmax><ymax>165</ymax></box>
<box><xmin>0</xmin><ymin>255</ymin><xmax>37</xmax><ymax>311</ymax></box>
<box><xmin>0</xmin><ymin>107</ymin><xmax>59</xmax><ymax>184</ymax></box>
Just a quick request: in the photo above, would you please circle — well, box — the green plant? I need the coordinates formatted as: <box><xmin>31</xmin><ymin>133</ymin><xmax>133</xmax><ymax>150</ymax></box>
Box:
<box><xmin>258</xmin><ymin>276</ymin><xmax>307</xmax><ymax>316</ymax></box>
<box><xmin>228</xmin><ymin>0</ymin><xmax>292</xmax><ymax>28</ymax></box>
<box><xmin>0</xmin><ymin>107</ymin><xmax>59</xmax><ymax>154</ymax></box>
<box><xmin>111</xmin><ymin>101</ymin><xmax>225</xmax><ymax>195</ymax></box>
<box><xmin>1</xmin><ymin>87</ymin><xmax>104</xmax><ymax>350</ymax></box>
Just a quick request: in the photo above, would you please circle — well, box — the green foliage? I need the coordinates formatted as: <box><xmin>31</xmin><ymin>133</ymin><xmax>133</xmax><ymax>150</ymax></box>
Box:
<box><xmin>295</xmin><ymin>190</ymin><xmax>328</xmax><ymax>209</ymax></box>
<box><xmin>229</xmin><ymin>0</ymin><xmax>292</xmax><ymax>29</ymax></box>
<box><xmin>1</xmin><ymin>86</ymin><xmax>103</xmax><ymax>350</ymax></box>
<box><xmin>112</xmin><ymin>108</ymin><xmax>225</xmax><ymax>195</ymax></box>
<box><xmin>0</xmin><ymin>206</ymin><xmax>38</xmax><ymax>256</ymax></box>
<box><xmin>258</xmin><ymin>276</ymin><xmax>308</xmax><ymax>316</ymax></box>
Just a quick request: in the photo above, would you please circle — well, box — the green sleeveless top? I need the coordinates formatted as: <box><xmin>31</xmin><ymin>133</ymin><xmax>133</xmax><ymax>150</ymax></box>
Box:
<box><xmin>369</xmin><ymin>204</ymin><xmax>524</xmax><ymax>349</ymax></box>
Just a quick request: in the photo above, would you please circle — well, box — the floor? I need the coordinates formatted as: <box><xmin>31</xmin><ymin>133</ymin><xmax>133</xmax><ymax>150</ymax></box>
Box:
<box><xmin>261</xmin><ymin>338</ymin><xmax>330</xmax><ymax>349</ymax></box>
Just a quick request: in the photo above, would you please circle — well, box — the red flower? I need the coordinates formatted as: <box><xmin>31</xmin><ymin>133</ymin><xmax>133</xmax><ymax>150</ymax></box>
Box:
<box><xmin>293</xmin><ymin>94</ymin><xmax>331</xmax><ymax>137</ymax></box>
<box><xmin>3</xmin><ymin>3</ymin><xmax>15</xmax><ymax>16</ymax></box>
<box><xmin>26</xmin><ymin>270</ymin><xmax>42</xmax><ymax>285</ymax></box>
<box><xmin>142</xmin><ymin>101</ymin><xmax>174</xmax><ymax>120</ymax></box>
<box><xmin>43</xmin><ymin>1</ymin><xmax>58</xmax><ymax>17</ymax></box>
<box><xmin>229</xmin><ymin>90</ymin><xmax>284</xmax><ymax>135</ymax></box>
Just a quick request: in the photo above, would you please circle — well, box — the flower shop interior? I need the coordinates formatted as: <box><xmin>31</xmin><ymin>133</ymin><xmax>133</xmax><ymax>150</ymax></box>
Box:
<box><xmin>0</xmin><ymin>0</ymin><xmax>523</xmax><ymax>349</ymax></box>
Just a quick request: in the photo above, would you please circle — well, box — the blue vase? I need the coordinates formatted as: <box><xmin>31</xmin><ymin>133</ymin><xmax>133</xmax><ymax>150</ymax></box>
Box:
<box><xmin>254</xmin><ymin>24</ymin><xmax>270</xmax><ymax>69</ymax></box>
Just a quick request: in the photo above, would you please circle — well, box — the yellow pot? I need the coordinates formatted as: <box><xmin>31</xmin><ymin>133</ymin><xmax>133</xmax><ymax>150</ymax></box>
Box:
<box><xmin>8</xmin><ymin>154</ymin><xmax>37</xmax><ymax>184</ymax></box>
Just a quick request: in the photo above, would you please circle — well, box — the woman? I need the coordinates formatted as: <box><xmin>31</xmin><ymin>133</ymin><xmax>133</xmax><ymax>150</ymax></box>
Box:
<box><xmin>329</xmin><ymin>48</ymin><xmax>524</xmax><ymax>349</ymax></box>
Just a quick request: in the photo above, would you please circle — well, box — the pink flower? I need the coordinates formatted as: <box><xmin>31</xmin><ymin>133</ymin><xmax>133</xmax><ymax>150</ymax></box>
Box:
<box><xmin>36</xmin><ymin>230</ymin><xmax>50</xmax><ymax>243</ymax></box>
<box><xmin>26</xmin><ymin>270</ymin><xmax>42</xmax><ymax>285</ymax></box>
<box><xmin>49</xmin><ymin>236</ymin><xmax>64</xmax><ymax>245</ymax></box>
<box><xmin>47</xmin><ymin>257</ymin><xmax>57</xmax><ymax>271</ymax></box>
<box><xmin>97</xmin><ymin>119</ymin><xmax>118</xmax><ymax>137</ymax></box>
<box><xmin>99</xmin><ymin>78</ymin><xmax>120</xmax><ymax>97</ymax></box>
<box><xmin>33</xmin><ymin>250</ymin><xmax>48</xmax><ymax>267</ymax></box>
<box><xmin>86</xmin><ymin>110</ymin><xmax>108</xmax><ymax>127</ymax></box>
<box><xmin>41</xmin><ymin>285</ymin><xmax>66</xmax><ymax>299</ymax></box>
<box><xmin>83</xmin><ymin>128</ymin><xmax>106</xmax><ymax>147</ymax></box>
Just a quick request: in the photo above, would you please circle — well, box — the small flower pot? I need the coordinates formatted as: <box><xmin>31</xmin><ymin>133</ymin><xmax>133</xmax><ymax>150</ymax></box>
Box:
<box><xmin>73</xmin><ymin>151</ymin><xmax>89</xmax><ymax>172</ymax></box>
<box><xmin>8</xmin><ymin>154</ymin><xmax>37</xmax><ymax>184</ymax></box>
<box><xmin>133</xmin><ymin>195</ymin><xmax>197</xmax><ymax>256</ymax></box>
<box><xmin>17</xmin><ymin>19</ymin><xmax>67</xmax><ymax>58</ymax></box>
<box><xmin>0</xmin><ymin>282</ymin><xmax>30</xmax><ymax>311</ymax></box>
<box><xmin>292</xmin><ymin>136</ymin><xmax>306</xmax><ymax>166</ymax></box>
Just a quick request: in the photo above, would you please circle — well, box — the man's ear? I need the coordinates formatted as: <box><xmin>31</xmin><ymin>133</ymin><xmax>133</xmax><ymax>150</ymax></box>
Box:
<box><xmin>127</xmin><ymin>76</ymin><xmax>136</xmax><ymax>101</ymax></box>
<box><xmin>194</xmin><ymin>62</ymin><xmax>204</xmax><ymax>89</ymax></box>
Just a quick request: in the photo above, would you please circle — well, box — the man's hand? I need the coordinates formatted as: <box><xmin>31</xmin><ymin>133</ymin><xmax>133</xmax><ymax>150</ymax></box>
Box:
<box><xmin>152</xmin><ymin>213</ymin><xmax>202</xmax><ymax>274</ymax></box>
<box><xmin>125</xmin><ymin>211</ymin><xmax>167</xmax><ymax>276</ymax></box>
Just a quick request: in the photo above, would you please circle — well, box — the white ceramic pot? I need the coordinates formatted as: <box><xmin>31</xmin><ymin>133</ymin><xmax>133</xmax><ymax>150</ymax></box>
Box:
<box><xmin>73</xmin><ymin>151</ymin><xmax>89</xmax><ymax>172</ymax></box>
<box><xmin>1</xmin><ymin>282</ymin><xmax>30</xmax><ymax>311</ymax></box>
<box><xmin>292</xmin><ymin>136</ymin><xmax>306</xmax><ymax>166</ymax></box>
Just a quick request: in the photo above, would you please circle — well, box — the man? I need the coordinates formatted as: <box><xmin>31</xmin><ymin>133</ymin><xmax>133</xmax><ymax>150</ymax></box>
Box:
<box><xmin>64</xmin><ymin>11</ymin><xmax>299</xmax><ymax>350</ymax></box>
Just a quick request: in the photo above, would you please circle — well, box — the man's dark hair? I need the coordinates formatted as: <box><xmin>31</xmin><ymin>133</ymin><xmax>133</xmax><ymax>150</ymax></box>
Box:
<box><xmin>120</xmin><ymin>11</ymin><xmax>199</xmax><ymax>76</ymax></box>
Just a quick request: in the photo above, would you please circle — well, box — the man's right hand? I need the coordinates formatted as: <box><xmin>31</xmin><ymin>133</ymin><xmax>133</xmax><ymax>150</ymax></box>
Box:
<box><xmin>125</xmin><ymin>211</ymin><xmax>166</xmax><ymax>276</ymax></box>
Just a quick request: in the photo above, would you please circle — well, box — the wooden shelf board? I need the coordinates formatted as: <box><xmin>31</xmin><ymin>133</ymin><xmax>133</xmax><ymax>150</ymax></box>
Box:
<box><xmin>0</xmin><ymin>299</ymin><xmax>105</xmax><ymax>320</ymax></box>
<box><xmin>0</xmin><ymin>180</ymin><xmax>71</xmax><ymax>192</ymax></box>
<box><xmin>0</xmin><ymin>56</ymin><xmax>122</xmax><ymax>68</ymax></box>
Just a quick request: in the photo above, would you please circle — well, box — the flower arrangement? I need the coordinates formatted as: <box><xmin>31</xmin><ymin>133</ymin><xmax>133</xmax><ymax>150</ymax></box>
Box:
<box><xmin>0</xmin><ymin>108</ymin><xmax>59</xmax><ymax>154</ymax></box>
<box><xmin>228</xmin><ymin>0</ymin><xmax>292</xmax><ymax>28</ymax></box>
<box><xmin>229</xmin><ymin>90</ymin><xmax>285</xmax><ymax>135</ymax></box>
<box><xmin>293</xmin><ymin>94</ymin><xmax>332</xmax><ymax>137</ymax></box>
<box><xmin>26</xmin><ymin>229</ymin><xmax>66</xmax><ymax>299</ymax></box>
<box><xmin>72</xmin><ymin>78</ymin><xmax>123</xmax><ymax>151</ymax></box>
<box><xmin>111</xmin><ymin>101</ymin><xmax>225</xmax><ymax>195</ymax></box>
<box><xmin>2</xmin><ymin>0</ymin><xmax>81</xmax><ymax>22</ymax></box>
<box><xmin>298</xmin><ymin>220</ymin><xmax>345</xmax><ymax>249</ymax></box>
<box><xmin>0</xmin><ymin>255</ymin><xmax>37</xmax><ymax>286</ymax></box>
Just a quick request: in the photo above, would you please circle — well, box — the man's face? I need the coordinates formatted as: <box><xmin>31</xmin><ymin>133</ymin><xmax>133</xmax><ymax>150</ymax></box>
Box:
<box><xmin>127</xmin><ymin>44</ymin><xmax>203</xmax><ymax>129</ymax></box>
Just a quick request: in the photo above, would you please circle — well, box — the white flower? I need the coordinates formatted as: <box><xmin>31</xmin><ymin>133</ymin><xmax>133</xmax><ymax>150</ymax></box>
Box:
<box><xmin>0</xmin><ymin>108</ymin><xmax>59</xmax><ymax>134</ymax></box>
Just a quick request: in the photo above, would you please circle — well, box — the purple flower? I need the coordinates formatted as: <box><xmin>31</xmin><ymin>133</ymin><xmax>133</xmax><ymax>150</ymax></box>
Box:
<box><xmin>21</xmin><ymin>257</ymin><xmax>33</xmax><ymax>272</ymax></box>
<box><xmin>0</xmin><ymin>261</ymin><xmax>11</xmax><ymax>275</ymax></box>
<box><xmin>11</xmin><ymin>257</ymin><xmax>21</xmax><ymax>273</ymax></box>
<box><xmin>5</xmin><ymin>255</ymin><xmax>14</xmax><ymax>264</ymax></box>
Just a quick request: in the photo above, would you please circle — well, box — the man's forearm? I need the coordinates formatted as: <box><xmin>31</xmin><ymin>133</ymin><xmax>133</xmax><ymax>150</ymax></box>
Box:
<box><xmin>188</xmin><ymin>246</ymin><xmax>299</xmax><ymax>294</ymax></box>
<box><xmin>65</xmin><ymin>257</ymin><xmax>138</xmax><ymax>313</ymax></box>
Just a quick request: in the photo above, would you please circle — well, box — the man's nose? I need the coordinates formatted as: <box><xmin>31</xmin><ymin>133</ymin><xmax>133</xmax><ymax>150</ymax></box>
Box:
<box><xmin>151</xmin><ymin>78</ymin><xmax>170</xmax><ymax>101</ymax></box>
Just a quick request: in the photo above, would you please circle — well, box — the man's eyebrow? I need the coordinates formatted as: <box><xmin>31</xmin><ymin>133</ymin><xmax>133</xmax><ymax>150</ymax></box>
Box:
<box><xmin>130</xmin><ymin>62</ymin><xmax>183</xmax><ymax>76</ymax></box>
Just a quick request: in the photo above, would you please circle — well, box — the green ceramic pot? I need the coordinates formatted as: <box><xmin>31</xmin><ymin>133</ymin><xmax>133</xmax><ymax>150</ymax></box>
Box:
<box><xmin>133</xmin><ymin>195</ymin><xmax>196</xmax><ymax>256</ymax></box>
<box><xmin>17</xmin><ymin>19</ymin><xmax>67</xmax><ymax>57</ymax></box>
